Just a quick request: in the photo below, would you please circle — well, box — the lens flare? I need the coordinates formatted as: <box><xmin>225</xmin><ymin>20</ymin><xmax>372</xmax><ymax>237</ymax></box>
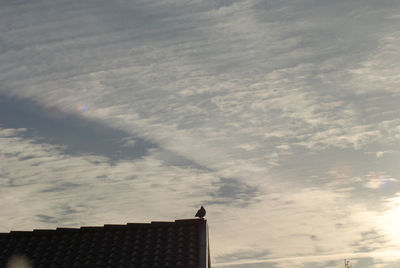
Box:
<box><xmin>6</xmin><ymin>255</ymin><xmax>32</xmax><ymax>268</ymax></box>
<box><xmin>76</xmin><ymin>104</ymin><xmax>87</xmax><ymax>112</ymax></box>
<box><xmin>328</xmin><ymin>162</ymin><xmax>353</xmax><ymax>183</ymax></box>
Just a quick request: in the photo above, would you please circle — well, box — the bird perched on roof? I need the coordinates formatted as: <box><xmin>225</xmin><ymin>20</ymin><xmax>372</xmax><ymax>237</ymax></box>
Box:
<box><xmin>195</xmin><ymin>206</ymin><xmax>206</xmax><ymax>218</ymax></box>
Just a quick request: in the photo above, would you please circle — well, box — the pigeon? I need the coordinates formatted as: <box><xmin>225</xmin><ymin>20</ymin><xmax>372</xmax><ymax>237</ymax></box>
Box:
<box><xmin>195</xmin><ymin>206</ymin><xmax>206</xmax><ymax>218</ymax></box>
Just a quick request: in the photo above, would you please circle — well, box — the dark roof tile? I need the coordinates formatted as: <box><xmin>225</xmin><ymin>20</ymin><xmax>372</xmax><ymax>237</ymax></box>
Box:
<box><xmin>0</xmin><ymin>219</ymin><xmax>209</xmax><ymax>268</ymax></box>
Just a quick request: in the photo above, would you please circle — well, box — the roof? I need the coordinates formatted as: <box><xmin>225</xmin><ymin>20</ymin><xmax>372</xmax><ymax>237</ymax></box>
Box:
<box><xmin>0</xmin><ymin>218</ymin><xmax>211</xmax><ymax>268</ymax></box>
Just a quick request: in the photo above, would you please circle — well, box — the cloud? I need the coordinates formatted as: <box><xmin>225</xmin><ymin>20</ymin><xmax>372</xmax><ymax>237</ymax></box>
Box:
<box><xmin>364</xmin><ymin>172</ymin><xmax>397</xmax><ymax>190</ymax></box>
<box><xmin>376</xmin><ymin>193</ymin><xmax>400</xmax><ymax>246</ymax></box>
<box><xmin>0</xmin><ymin>127</ymin><xmax>219</xmax><ymax>230</ymax></box>
<box><xmin>0</xmin><ymin>95</ymin><xmax>157</xmax><ymax>162</ymax></box>
<box><xmin>215</xmin><ymin>248</ymin><xmax>271</xmax><ymax>265</ymax></box>
<box><xmin>3</xmin><ymin>126</ymin><xmax>397</xmax><ymax>267</ymax></box>
<box><xmin>207</xmin><ymin>177</ymin><xmax>259</xmax><ymax>207</ymax></box>
<box><xmin>209</xmin><ymin>186</ymin><xmax>387</xmax><ymax>265</ymax></box>
<box><xmin>352</xmin><ymin>230</ymin><xmax>389</xmax><ymax>253</ymax></box>
<box><xmin>213</xmin><ymin>251</ymin><xmax>400</xmax><ymax>268</ymax></box>
<box><xmin>347</xmin><ymin>32</ymin><xmax>400</xmax><ymax>94</ymax></box>
<box><xmin>373</xmin><ymin>150</ymin><xmax>397</xmax><ymax>159</ymax></box>
<box><xmin>1</xmin><ymin>0</ymin><xmax>398</xmax><ymax>167</ymax></box>
<box><xmin>1</xmin><ymin>0</ymin><xmax>400</xmax><ymax>266</ymax></box>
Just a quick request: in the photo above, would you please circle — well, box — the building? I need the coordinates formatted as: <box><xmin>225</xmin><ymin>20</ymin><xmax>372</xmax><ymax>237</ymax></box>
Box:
<box><xmin>0</xmin><ymin>218</ymin><xmax>211</xmax><ymax>268</ymax></box>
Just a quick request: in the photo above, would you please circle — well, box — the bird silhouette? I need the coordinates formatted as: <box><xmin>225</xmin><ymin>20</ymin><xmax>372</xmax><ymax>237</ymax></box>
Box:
<box><xmin>195</xmin><ymin>206</ymin><xmax>206</xmax><ymax>218</ymax></box>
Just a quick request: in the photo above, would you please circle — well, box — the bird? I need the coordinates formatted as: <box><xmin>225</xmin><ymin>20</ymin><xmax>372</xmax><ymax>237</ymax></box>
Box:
<box><xmin>195</xmin><ymin>206</ymin><xmax>206</xmax><ymax>218</ymax></box>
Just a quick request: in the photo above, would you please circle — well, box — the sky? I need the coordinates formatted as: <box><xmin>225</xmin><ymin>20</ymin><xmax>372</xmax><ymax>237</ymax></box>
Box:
<box><xmin>1</xmin><ymin>0</ymin><xmax>400</xmax><ymax>267</ymax></box>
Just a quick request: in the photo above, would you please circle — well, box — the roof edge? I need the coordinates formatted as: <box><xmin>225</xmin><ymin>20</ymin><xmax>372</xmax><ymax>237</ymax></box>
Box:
<box><xmin>1</xmin><ymin>218</ymin><xmax>207</xmax><ymax>234</ymax></box>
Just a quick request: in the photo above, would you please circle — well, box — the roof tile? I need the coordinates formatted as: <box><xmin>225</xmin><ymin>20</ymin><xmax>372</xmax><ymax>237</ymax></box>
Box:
<box><xmin>0</xmin><ymin>219</ymin><xmax>207</xmax><ymax>267</ymax></box>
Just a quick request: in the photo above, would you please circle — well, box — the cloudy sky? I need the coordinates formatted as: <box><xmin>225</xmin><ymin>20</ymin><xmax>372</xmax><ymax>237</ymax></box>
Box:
<box><xmin>1</xmin><ymin>0</ymin><xmax>400</xmax><ymax>267</ymax></box>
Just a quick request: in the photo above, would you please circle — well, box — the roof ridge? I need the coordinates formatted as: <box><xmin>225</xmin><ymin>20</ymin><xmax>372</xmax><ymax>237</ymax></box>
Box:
<box><xmin>0</xmin><ymin>218</ymin><xmax>206</xmax><ymax>234</ymax></box>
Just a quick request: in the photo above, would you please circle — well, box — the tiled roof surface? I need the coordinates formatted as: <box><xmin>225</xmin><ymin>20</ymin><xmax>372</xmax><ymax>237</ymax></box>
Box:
<box><xmin>0</xmin><ymin>219</ymin><xmax>208</xmax><ymax>268</ymax></box>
